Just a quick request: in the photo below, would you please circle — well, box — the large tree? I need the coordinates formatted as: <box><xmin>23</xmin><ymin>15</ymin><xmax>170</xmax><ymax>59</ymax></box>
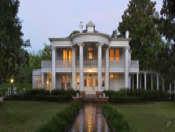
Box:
<box><xmin>0</xmin><ymin>0</ymin><xmax>30</xmax><ymax>84</ymax></box>
<box><xmin>158</xmin><ymin>0</ymin><xmax>175</xmax><ymax>42</ymax></box>
<box><xmin>118</xmin><ymin>0</ymin><xmax>162</xmax><ymax>70</ymax></box>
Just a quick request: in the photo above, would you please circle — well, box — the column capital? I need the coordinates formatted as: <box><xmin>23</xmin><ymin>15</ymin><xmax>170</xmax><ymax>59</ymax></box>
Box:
<box><xmin>51</xmin><ymin>46</ymin><xmax>56</xmax><ymax>50</ymax></box>
<box><xmin>124</xmin><ymin>46</ymin><xmax>130</xmax><ymax>50</ymax></box>
<box><xmin>78</xmin><ymin>42</ymin><xmax>85</xmax><ymax>46</ymax></box>
<box><xmin>96</xmin><ymin>42</ymin><xmax>104</xmax><ymax>46</ymax></box>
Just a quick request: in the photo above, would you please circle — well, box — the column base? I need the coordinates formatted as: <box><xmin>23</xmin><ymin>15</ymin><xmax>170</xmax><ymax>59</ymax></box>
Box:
<box><xmin>96</xmin><ymin>91</ymin><xmax>103</xmax><ymax>98</ymax></box>
<box><xmin>80</xmin><ymin>91</ymin><xmax>85</xmax><ymax>98</ymax></box>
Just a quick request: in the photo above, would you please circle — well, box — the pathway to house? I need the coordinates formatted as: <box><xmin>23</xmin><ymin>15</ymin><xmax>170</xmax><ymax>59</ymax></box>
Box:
<box><xmin>68</xmin><ymin>95</ymin><xmax>111</xmax><ymax>132</ymax></box>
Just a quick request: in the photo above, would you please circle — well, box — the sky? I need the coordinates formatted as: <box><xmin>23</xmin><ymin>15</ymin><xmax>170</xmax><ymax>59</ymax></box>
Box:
<box><xmin>17</xmin><ymin>0</ymin><xmax>163</xmax><ymax>53</ymax></box>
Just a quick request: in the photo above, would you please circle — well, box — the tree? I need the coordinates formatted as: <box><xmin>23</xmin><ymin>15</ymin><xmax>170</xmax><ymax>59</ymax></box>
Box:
<box><xmin>0</xmin><ymin>0</ymin><xmax>30</xmax><ymax>84</ymax></box>
<box><xmin>158</xmin><ymin>0</ymin><xmax>175</xmax><ymax>42</ymax></box>
<box><xmin>117</xmin><ymin>0</ymin><xmax>162</xmax><ymax>69</ymax></box>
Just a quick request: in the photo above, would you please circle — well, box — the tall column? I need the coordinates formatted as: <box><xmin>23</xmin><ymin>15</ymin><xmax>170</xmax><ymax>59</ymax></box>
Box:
<box><xmin>52</xmin><ymin>46</ymin><xmax>56</xmax><ymax>90</ymax></box>
<box><xmin>169</xmin><ymin>83</ymin><xmax>172</xmax><ymax>94</ymax></box>
<box><xmin>140</xmin><ymin>74</ymin><xmax>141</xmax><ymax>89</ymax></box>
<box><xmin>72</xmin><ymin>47</ymin><xmax>76</xmax><ymax>90</ymax></box>
<box><xmin>156</xmin><ymin>75</ymin><xmax>159</xmax><ymax>90</ymax></box>
<box><xmin>105</xmin><ymin>47</ymin><xmax>109</xmax><ymax>90</ymax></box>
<box><xmin>125</xmin><ymin>46</ymin><xmax>129</xmax><ymax>88</ymax></box>
<box><xmin>78</xmin><ymin>42</ymin><xmax>84</xmax><ymax>92</ymax></box>
<box><xmin>137</xmin><ymin>73</ymin><xmax>139</xmax><ymax>89</ymax></box>
<box><xmin>41</xmin><ymin>73</ymin><xmax>43</xmax><ymax>89</ymax></box>
<box><xmin>162</xmin><ymin>77</ymin><xmax>165</xmax><ymax>91</ymax></box>
<box><xmin>144</xmin><ymin>72</ymin><xmax>147</xmax><ymax>90</ymax></box>
<box><xmin>132</xmin><ymin>75</ymin><xmax>134</xmax><ymax>89</ymax></box>
<box><xmin>129</xmin><ymin>75</ymin><xmax>131</xmax><ymax>89</ymax></box>
<box><xmin>151</xmin><ymin>75</ymin><xmax>153</xmax><ymax>90</ymax></box>
<box><xmin>97</xmin><ymin>42</ymin><xmax>103</xmax><ymax>91</ymax></box>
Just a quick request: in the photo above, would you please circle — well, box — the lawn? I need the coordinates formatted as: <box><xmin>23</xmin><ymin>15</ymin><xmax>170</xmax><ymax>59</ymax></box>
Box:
<box><xmin>0</xmin><ymin>101</ymin><xmax>69</xmax><ymax>132</ymax></box>
<box><xmin>110</xmin><ymin>102</ymin><xmax>175</xmax><ymax>132</ymax></box>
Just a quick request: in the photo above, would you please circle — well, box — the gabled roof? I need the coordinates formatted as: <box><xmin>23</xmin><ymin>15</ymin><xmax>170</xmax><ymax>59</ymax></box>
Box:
<box><xmin>86</xmin><ymin>21</ymin><xmax>95</xmax><ymax>27</ymax></box>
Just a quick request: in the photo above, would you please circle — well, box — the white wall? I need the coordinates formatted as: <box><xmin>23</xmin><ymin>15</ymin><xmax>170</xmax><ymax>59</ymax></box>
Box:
<box><xmin>109</xmin><ymin>74</ymin><xmax>125</xmax><ymax>91</ymax></box>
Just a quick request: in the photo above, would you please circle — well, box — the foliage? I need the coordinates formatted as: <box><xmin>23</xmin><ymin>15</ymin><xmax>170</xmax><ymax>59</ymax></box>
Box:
<box><xmin>36</xmin><ymin>102</ymin><xmax>81</xmax><ymax>132</ymax></box>
<box><xmin>157</xmin><ymin>0</ymin><xmax>175</xmax><ymax>42</ymax></box>
<box><xmin>69</xmin><ymin>30</ymin><xmax>80</xmax><ymax>37</ymax></box>
<box><xmin>110</xmin><ymin>96</ymin><xmax>141</xmax><ymax>103</ymax></box>
<box><xmin>0</xmin><ymin>0</ymin><xmax>30</xmax><ymax>85</ymax></box>
<box><xmin>101</xmin><ymin>103</ymin><xmax>131</xmax><ymax>132</ymax></box>
<box><xmin>117</xmin><ymin>0</ymin><xmax>162</xmax><ymax>69</ymax></box>
<box><xmin>0</xmin><ymin>83</ymin><xmax>32</xmax><ymax>90</ymax></box>
<box><xmin>3</xmin><ymin>89</ymin><xmax>77</xmax><ymax>102</ymax></box>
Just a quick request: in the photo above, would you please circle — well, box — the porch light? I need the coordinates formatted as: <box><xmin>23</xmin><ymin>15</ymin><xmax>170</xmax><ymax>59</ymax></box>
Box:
<box><xmin>47</xmin><ymin>81</ymin><xmax>49</xmax><ymax>84</ymax></box>
<box><xmin>10</xmin><ymin>79</ymin><xmax>13</xmax><ymax>83</ymax></box>
<box><xmin>89</xmin><ymin>67</ymin><xmax>92</xmax><ymax>72</ymax></box>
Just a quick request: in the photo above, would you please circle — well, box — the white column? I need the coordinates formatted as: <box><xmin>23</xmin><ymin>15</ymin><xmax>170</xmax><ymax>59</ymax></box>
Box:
<box><xmin>169</xmin><ymin>83</ymin><xmax>172</xmax><ymax>94</ymax></box>
<box><xmin>105</xmin><ymin>47</ymin><xmax>109</xmax><ymax>90</ymax></box>
<box><xmin>137</xmin><ymin>73</ymin><xmax>139</xmax><ymax>89</ymax></box>
<box><xmin>174</xmin><ymin>80</ymin><xmax>175</xmax><ymax>92</ymax></box>
<box><xmin>144</xmin><ymin>72</ymin><xmax>147</xmax><ymax>90</ymax></box>
<box><xmin>41</xmin><ymin>73</ymin><xmax>43</xmax><ymax>89</ymax></box>
<box><xmin>157</xmin><ymin>75</ymin><xmax>159</xmax><ymax>90</ymax></box>
<box><xmin>132</xmin><ymin>75</ymin><xmax>134</xmax><ymax>89</ymax></box>
<box><xmin>151</xmin><ymin>75</ymin><xmax>153</xmax><ymax>90</ymax></box>
<box><xmin>140</xmin><ymin>75</ymin><xmax>141</xmax><ymax>88</ymax></box>
<box><xmin>162</xmin><ymin>77</ymin><xmax>165</xmax><ymax>91</ymax></box>
<box><xmin>97</xmin><ymin>42</ymin><xmax>103</xmax><ymax>91</ymax></box>
<box><xmin>129</xmin><ymin>75</ymin><xmax>131</xmax><ymax>89</ymax></box>
<box><xmin>78</xmin><ymin>42</ymin><xmax>84</xmax><ymax>91</ymax></box>
<box><xmin>125</xmin><ymin>46</ymin><xmax>129</xmax><ymax>88</ymax></box>
<box><xmin>72</xmin><ymin>47</ymin><xmax>76</xmax><ymax>90</ymax></box>
<box><xmin>52</xmin><ymin>46</ymin><xmax>56</xmax><ymax>90</ymax></box>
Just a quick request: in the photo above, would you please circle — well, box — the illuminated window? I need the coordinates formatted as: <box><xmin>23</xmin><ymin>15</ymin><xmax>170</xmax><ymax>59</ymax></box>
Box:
<box><xmin>115</xmin><ymin>74</ymin><xmax>119</xmax><ymax>79</ymax></box>
<box><xmin>95</xmin><ymin>79</ymin><xmax>98</xmax><ymax>87</ymax></box>
<box><xmin>63</xmin><ymin>50</ymin><xmax>67</xmax><ymax>65</ymax></box>
<box><xmin>115</xmin><ymin>49</ymin><xmax>119</xmax><ymax>61</ymax></box>
<box><xmin>110</xmin><ymin>49</ymin><xmax>114</xmax><ymax>61</ymax></box>
<box><xmin>61</xmin><ymin>76</ymin><xmax>65</xmax><ymax>90</ymax></box>
<box><xmin>84</xmin><ymin>79</ymin><xmax>87</xmax><ymax>87</ymax></box>
<box><xmin>69</xmin><ymin>50</ymin><xmax>72</xmax><ymax>65</ymax></box>
<box><xmin>88</xmin><ymin>48</ymin><xmax>93</xmax><ymax>51</ymax></box>
<box><xmin>67</xmin><ymin>76</ymin><xmax>70</xmax><ymax>89</ymax></box>
<box><xmin>110</xmin><ymin>74</ymin><xmax>114</xmax><ymax>79</ymax></box>
<box><xmin>89</xmin><ymin>53</ymin><xmax>93</xmax><ymax>59</ymax></box>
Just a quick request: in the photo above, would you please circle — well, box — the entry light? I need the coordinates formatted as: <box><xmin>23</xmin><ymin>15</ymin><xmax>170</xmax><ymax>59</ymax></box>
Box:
<box><xmin>89</xmin><ymin>67</ymin><xmax>92</xmax><ymax>72</ymax></box>
<box><xmin>11</xmin><ymin>79</ymin><xmax>14</xmax><ymax>83</ymax></box>
<box><xmin>47</xmin><ymin>81</ymin><xmax>49</xmax><ymax>84</ymax></box>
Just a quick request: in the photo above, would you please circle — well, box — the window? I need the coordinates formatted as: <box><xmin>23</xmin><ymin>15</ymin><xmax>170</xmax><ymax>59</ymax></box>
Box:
<box><xmin>67</xmin><ymin>76</ymin><xmax>70</xmax><ymax>89</ymax></box>
<box><xmin>110</xmin><ymin>49</ymin><xmax>114</xmax><ymax>61</ymax></box>
<box><xmin>88</xmin><ymin>48</ymin><xmax>93</xmax><ymax>51</ymax></box>
<box><xmin>115</xmin><ymin>74</ymin><xmax>119</xmax><ymax>79</ymax></box>
<box><xmin>84</xmin><ymin>79</ymin><xmax>87</xmax><ymax>87</ymax></box>
<box><xmin>61</xmin><ymin>76</ymin><xmax>65</xmax><ymax>89</ymax></box>
<box><xmin>63</xmin><ymin>50</ymin><xmax>67</xmax><ymax>65</ymax></box>
<box><xmin>115</xmin><ymin>49</ymin><xmax>119</xmax><ymax>61</ymax></box>
<box><xmin>110</xmin><ymin>74</ymin><xmax>114</xmax><ymax>79</ymax></box>
<box><xmin>95</xmin><ymin>79</ymin><xmax>98</xmax><ymax>87</ymax></box>
<box><xmin>69</xmin><ymin>50</ymin><xmax>72</xmax><ymax>65</ymax></box>
<box><xmin>89</xmin><ymin>53</ymin><xmax>93</xmax><ymax>59</ymax></box>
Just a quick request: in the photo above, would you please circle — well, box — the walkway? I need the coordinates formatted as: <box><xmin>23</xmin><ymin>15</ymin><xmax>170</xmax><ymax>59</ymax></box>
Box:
<box><xmin>68</xmin><ymin>95</ymin><xmax>111</xmax><ymax>132</ymax></box>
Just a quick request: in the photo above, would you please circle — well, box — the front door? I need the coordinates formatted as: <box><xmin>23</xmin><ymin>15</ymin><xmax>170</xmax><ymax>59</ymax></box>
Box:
<box><xmin>86</xmin><ymin>78</ymin><xmax>96</xmax><ymax>94</ymax></box>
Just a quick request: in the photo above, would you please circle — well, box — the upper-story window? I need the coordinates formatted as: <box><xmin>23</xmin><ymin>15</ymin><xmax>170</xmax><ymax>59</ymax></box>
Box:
<box><xmin>110</xmin><ymin>49</ymin><xmax>119</xmax><ymax>61</ymax></box>
<box><xmin>89</xmin><ymin>53</ymin><xmax>93</xmax><ymax>59</ymax></box>
<box><xmin>63</xmin><ymin>50</ymin><xmax>72</xmax><ymax>66</ymax></box>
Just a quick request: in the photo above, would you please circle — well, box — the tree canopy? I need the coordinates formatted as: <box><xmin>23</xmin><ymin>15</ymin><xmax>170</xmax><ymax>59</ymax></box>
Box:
<box><xmin>117</xmin><ymin>0</ymin><xmax>162</xmax><ymax>70</ymax></box>
<box><xmin>0</xmin><ymin>0</ymin><xmax>30</xmax><ymax>84</ymax></box>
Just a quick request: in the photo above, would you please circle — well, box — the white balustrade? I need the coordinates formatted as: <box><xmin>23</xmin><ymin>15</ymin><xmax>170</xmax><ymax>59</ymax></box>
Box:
<box><xmin>129</xmin><ymin>60</ymin><xmax>139</xmax><ymax>68</ymax></box>
<box><xmin>109</xmin><ymin>60</ymin><xmax>124</xmax><ymax>68</ymax></box>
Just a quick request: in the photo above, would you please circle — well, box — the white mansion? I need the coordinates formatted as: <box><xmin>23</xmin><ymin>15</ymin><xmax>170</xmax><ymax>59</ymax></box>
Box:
<box><xmin>33</xmin><ymin>21</ymin><xmax>165</xmax><ymax>95</ymax></box>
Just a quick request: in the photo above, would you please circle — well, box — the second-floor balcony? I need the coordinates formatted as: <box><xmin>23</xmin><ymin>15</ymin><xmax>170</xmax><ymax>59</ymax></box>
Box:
<box><xmin>41</xmin><ymin>60</ymin><xmax>139</xmax><ymax>69</ymax></box>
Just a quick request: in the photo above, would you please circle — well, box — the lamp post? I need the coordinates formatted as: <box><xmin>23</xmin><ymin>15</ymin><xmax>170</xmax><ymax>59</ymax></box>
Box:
<box><xmin>10</xmin><ymin>79</ymin><xmax>14</xmax><ymax>94</ymax></box>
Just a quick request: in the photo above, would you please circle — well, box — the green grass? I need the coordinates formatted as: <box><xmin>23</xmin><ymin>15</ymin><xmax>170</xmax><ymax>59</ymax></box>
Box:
<box><xmin>0</xmin><ymin>101</ymin><xmax>69</xmax><ymax>132</ymax></box>
<box><xmin>110</xmin><ymin>102</ymin><xmax>175</xmax><ymax>132</ymax></box>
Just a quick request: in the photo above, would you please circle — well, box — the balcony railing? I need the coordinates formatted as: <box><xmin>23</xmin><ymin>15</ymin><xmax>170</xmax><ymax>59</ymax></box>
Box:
<box><xmin>41</xmin><ymin>60</ymin><xmax>139</xmax><ymax>68</ymax></box>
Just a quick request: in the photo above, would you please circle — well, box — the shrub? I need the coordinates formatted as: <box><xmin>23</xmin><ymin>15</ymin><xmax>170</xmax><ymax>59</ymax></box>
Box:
<box><xmin>51</xmin><ymin>89</ymin><xmax>65</xmax><ymax>95</ymax></box>
<box><xmin>101</xmin><ymin>103</ymin><xmax>131</xmax><ymax>132</ymax></box>
<box><xmin>36</xmin><ymin>102</ymin><xmax>81</xmax><ymax>132</ymax></box>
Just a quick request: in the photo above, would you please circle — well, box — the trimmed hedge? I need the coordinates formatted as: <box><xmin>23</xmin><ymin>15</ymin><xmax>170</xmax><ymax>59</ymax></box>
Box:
<box><xmin>3</xmin><ymin>89</ymin><xmax>79</xmax><ymax>102</ymax></box>
<box><xmin>101</xmin><ymin>103</ymin><xmax>131</xmax><ymax>132</ymax></box>
<box><xmin>110</xmin><ymin>96</ymin><xmax>141</xmax><ymax>103</ymax></box>
<box><xmin>36</xmin><ymin>102</ymin><xmax>81</xmax><ymax>132</ymax></box>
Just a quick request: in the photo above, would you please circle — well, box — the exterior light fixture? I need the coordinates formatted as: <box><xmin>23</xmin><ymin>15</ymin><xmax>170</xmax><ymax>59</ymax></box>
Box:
<box><xmin>47</xmin><ymin>81</ymin><xmax>49</xmax><ymax>84</ymax></box>
<box><xmin>89</xmin><ymin>67</ymin><xmax>92</xmax><ymax>72</ymax></box>
<box><xmin>11</xmin><ymin>79</ymin><xmax>13</xmax><ymax>83</ymax></box>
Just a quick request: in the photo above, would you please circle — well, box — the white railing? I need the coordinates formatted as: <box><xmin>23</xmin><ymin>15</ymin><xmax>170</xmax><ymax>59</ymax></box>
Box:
<box><xmin>76</xmin><ymin>60</ymin><xmax>105</xmax><ymax>68</ymax></box>
<box><xmin>56</xmin><ymin>60</ymin><xmax>72</xmax><ymax>68</ymax></box>
<box><xmin>109</xmin><ymin>60</ymin><xmax>125</xmax><ymax>68</ymax></box>
<box><xmin>42</xmin><ymin>60</ymin><xmax>52</xmax><ymax>68</ymax></box>
<box><xmin>130</xmin><ymin>60</ymin><xmax>139</xmax><ymax>68</ymax></box>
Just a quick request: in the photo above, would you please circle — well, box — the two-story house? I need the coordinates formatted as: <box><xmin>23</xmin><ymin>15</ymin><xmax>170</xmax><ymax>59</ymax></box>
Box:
<box><xmin>32</xmin><ymin>21</ymin><xmax>139</xmax><ymax>96</ymax></box>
